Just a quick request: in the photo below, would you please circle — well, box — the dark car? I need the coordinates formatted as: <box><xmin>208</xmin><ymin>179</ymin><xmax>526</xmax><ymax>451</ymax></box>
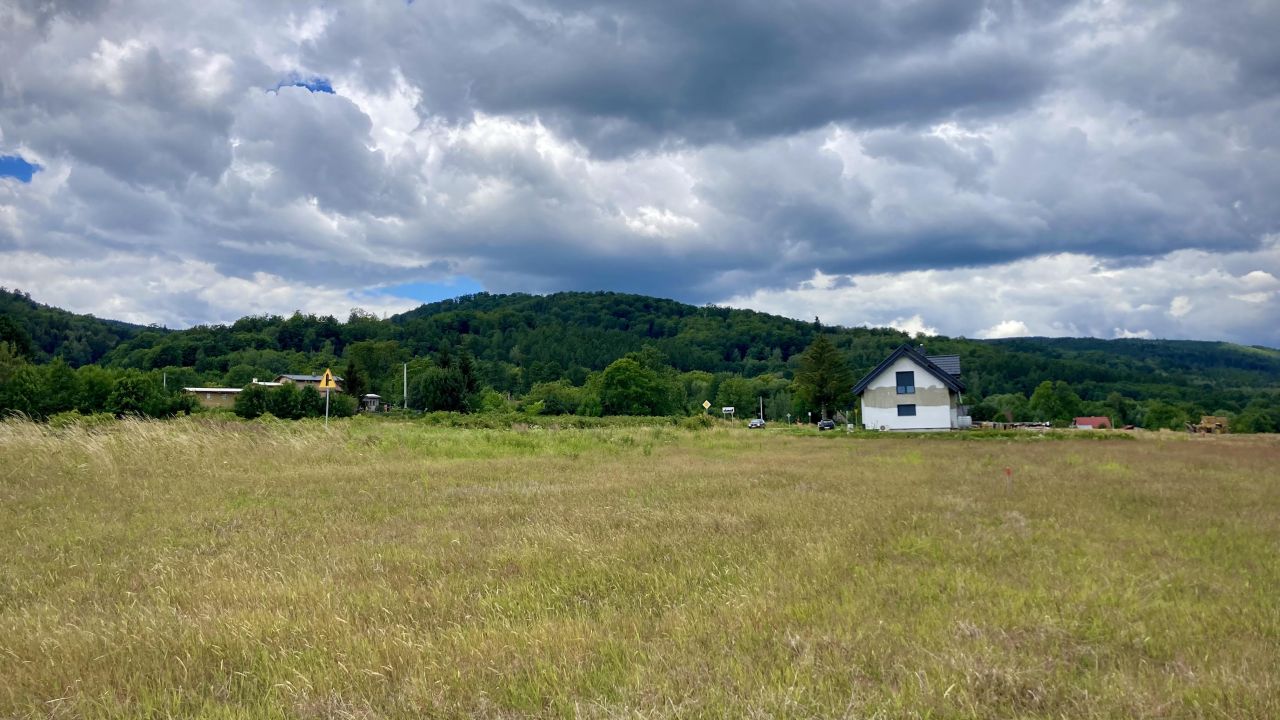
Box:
<box><xmin>817</xmin><ymin>419</ymin><xmax>836</xmax><ymax>431</ymax></box>
<box><xmin>748</xmin><ymin>418</ymin><xmax>766</xmax><ymax>429</ymax></box>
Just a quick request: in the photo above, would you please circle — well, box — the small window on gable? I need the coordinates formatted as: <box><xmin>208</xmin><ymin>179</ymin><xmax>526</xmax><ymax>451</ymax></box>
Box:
<box><xmin>896</xmin><ymin>371</ymin><xmax>915</xmax><ymax>394</ymax></box>
<box><xmin>898</xmin><ymin>404</ymin><xmax>917</xmax><ymax>417</ymax></box>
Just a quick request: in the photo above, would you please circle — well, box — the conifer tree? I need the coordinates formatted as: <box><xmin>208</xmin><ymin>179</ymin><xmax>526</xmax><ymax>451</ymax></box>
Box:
<box><xmin>793</xmin><ymin>335</ymin><xmax>853</xmax><ymax>421</ymax></box>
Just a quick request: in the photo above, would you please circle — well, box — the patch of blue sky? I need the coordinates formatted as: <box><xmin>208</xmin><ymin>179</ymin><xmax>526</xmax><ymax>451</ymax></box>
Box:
<box><xmin>272</xmin><ymin>72</ymin><xmax>335</xmax><ymax>94</ymax></box>
<box><xmin>376</xmin><ymin>277</ymin><xmax>485</xmax><ymax>304</ymax></box>
<box><xmin>0</xmin><ymin>155</ymin><xmax>40</xmax><ymax>182</ymax></box>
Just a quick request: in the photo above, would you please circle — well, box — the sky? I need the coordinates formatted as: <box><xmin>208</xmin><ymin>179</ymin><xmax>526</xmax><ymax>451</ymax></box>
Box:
<box><xmin>1</xmin><ymin>0</ymin><xmax>1278</xmax><ymax>346</ymax></box>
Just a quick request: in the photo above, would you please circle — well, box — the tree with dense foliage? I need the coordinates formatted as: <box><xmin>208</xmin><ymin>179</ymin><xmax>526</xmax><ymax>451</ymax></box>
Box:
<box><xmin>298</xmin><ymin>386</ymin><xmax>325</xmax><ymax>418</ymax></box>
<box><xmin>412</xmin><ymin>349</ymin><xmax>479</xmax><ymax>413</ymax></box>
<box><xmin>234</xmin><ymin>384</ymin><xmax>270</xmax><ymax>419</ymax></box>
<box><xmin>342</xmin><ymin>358</ymin><xmax>365</xmax><ymax>402</ymax></box>
<box><xmin>327</xmin><ymin>391</ymin><xmax>358</xmax><ymax>418</ymax></box>
<box><xmin>524</xmin><ymin>380</ymin><xmax>585</xmax><ymax>415</ymax></box>
<box><xmin>982</xmin><ymin>393</ymin><xmax>1032</xmax><ymax>422</ymax></box>
<box><xmin>1233</xmin><ymin>402</ymin><xmax>1280</xmax><ymax>433</ymax></box>
<box><xmin>594</xmin><ymin>357</ymin><xmax>673</xmax><ymax>416</ymax></box>
<box><xmin>1029</xmin><ymin>380</ymin><xmax>1083</xmax><ymax>426</ymax></box>
<box><xmin>265</xmin><ymin>382</ymin><xmax>303</xmax><ymax>419</ymax></box>
<box><xmin>1142</xmin><ymin>399</ymin><xmax>1190</xmax><ymax>430</ymax></box>
<box><xmin>793</xmin><ymin>335</ymin><xmax>854</xmax><ymax>420</ymax></box>
<box><xmin>0</xmin><ymin>316</ymin><xmax>35</xmax><ymax>359</ymax></box>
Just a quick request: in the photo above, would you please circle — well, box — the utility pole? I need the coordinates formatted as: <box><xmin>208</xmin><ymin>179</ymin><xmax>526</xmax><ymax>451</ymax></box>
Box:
<box><xmin>759</xmin><ymin>395</ymin><xmax>764</xmax><ymax>420</ymax></box>
<box><xmin>403</xmin><ymin>362</ymin><xmax>408</xmax><ymax>410</ymax></box>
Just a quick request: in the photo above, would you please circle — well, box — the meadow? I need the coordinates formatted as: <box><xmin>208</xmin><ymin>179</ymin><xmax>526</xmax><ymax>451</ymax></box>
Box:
<box><xmin>0</xmin><ymin>417</ymin><xmax>1277</xmax><ymax>719</ymax></box>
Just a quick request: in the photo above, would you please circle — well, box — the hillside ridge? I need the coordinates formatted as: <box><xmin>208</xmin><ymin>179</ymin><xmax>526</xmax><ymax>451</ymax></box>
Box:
<box><xmin>3</xmin><ymin>286</ymin><xmax>1279</xmax><ymax>430</ymax></box>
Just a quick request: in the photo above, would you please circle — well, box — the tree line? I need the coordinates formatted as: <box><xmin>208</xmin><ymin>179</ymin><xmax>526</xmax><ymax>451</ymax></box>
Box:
<box><xmin>2</xmin><ymin>288</ymin><xmax>1279</xmax><ymax>430</ymax></box>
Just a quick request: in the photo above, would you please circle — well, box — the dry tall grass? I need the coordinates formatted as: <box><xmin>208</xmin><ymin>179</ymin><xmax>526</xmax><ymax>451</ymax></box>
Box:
<box><xmin>1</xmin><ymin>417</ymin><xmax>1277</xmax><ymax>718</ymax></box>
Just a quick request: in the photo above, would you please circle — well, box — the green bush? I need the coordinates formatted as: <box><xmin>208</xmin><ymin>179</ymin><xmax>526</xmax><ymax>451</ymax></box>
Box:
<box><xmin>679</xmin><ymin>414</ymin><xmax>717</xmax><ymax>430</ymax></box>
<box><xmin>47</xmin><ymin>410</ymin><xmax>117</xmax><ymax>430</ymax></box>
<box><xmin>329</xmin><ymin>392</ymin><xmax>357</xmax><ymax>418</ymax></box>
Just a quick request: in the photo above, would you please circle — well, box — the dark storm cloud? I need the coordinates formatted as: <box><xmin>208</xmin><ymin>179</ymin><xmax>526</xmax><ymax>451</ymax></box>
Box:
<box><xmin>310</xmin><ymin>0</ymin><xmax>1062</xmax><ymax>155</ymax></box>
<box><xmin>0</xmin><ymin>0</ymin><xmax>1278</xmax><ymax>342</ymax></box>
<box><xmin>3</xmin><ymin>39</ymin><xmax>238</xmax><ymax>189</ymax></box>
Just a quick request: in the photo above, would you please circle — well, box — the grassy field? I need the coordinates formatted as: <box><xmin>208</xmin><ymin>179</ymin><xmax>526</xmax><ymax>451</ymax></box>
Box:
<box><xmin>0</xmin><ymin>418</ymin><xmax>1277</xmax><ymax>719</ymax></box>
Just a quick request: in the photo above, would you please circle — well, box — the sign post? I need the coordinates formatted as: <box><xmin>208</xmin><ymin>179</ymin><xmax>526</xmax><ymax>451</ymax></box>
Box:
<box><xmin>319</xmin><ymin>368</ymin><xmax>338</xmax><ymax>428</ymax></box>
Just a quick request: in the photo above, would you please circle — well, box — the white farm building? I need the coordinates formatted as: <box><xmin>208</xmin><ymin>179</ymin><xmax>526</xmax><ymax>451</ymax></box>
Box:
<box><xmin>852</xmin><ymin>344</ymin><xmax>969</xmax><ymax>431</ymax></box>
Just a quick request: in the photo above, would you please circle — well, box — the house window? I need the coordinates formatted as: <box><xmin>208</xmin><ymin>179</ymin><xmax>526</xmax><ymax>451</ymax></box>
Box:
<box><xmin>897</xmin><ymin>404</ymin><xmax>917</xmax><ymax>417</ymax></box>
<box><xmin>896</xmin><ymin>371</ymin><xmax>915</xmax><ymax>394</ymax></box>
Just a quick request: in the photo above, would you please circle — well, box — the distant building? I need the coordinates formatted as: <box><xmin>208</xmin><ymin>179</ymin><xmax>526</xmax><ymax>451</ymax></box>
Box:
<box><xmin>275</xmin><ymin>374</ymin><xmax>344</xmax><ymax>393</ymax></box>
<box><xmin>183</xmin><ymin>379</ymin><xmax>280</xmax><ymax>409</ymax></box>
<box><xmin>1072</xmin><ymin>416</ymin><xmax>1114</xmax><ymax>430</ymax></box>
<box><xmin>852</xmin><ymin>344</ymin><xmax>969</xmax><ymax>431</ymax></box>
<box><xmin>360</xmin><ymin>393</ymin><xmax>383</xmax><ymax>412</ymax></box>
<box><xmin>183</xmin><ymin>387</ymin><xmax>241</xmax><ymax>410</ymax></box>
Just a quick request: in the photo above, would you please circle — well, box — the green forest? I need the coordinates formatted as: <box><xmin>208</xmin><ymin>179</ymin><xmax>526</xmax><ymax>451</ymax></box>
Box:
<box><xmin>3</xmin><ymin>287</ymin><xmax>1280</xmax><ymax>431</ymax></box>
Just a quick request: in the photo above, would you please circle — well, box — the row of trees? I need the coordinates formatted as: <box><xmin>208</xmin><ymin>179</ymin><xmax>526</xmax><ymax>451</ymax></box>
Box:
<box><xmin>386</xmin><ymin>339</ymin><xmax>857</xmax><ymax>421</ymax></box>
<box><xmin>6</xmin><ymin>333</ymin><xmax>1280</xmax><ymax>432</ymax></box>
<box><xmin>2</xmin><ymin>281</ymin><xmax>1280</xmax><ymax>430</ymax></box>
<box><xmin>233</xmin><ymin>383</ymin><xmax>356</xmax><ymax>420</ymax></box>
<box><xmin>0</xmin><ymin>346</ymin><xmax>193</xmax><ymax>419</ymax></box>
<box><xmin>6</xmin><ymin>287</ymin><xmax>1280</xmax><ymax>425</ymax></box>
<box><xmin>969</xmin><ymin>379</ymin><xmax>1280</xmax><ymax>432</ymax></box>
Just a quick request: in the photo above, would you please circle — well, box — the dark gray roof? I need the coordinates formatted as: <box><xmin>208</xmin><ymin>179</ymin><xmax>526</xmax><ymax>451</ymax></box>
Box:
<box><xmin>926</xmin><ymin>355</ymin><xmax>961</xmax><ymax>378</ymax></box>
<box><xmin>851</xmin><ymin>344</ymin><xmax>966</xmax><ymax>396</ymax></box>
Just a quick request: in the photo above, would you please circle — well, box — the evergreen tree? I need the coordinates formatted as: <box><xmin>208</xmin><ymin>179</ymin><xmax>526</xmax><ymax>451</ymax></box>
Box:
<box><xmin>342</xmin><ymin>358</ymin><xmax>365</xmax><ymax>401</ymax></box>
<box><xmin>413</xmin><ymin>353</ymin><xmax>480</xmax><ymax>413</ymax></box>
<box><xmin>793</xmin><ymin>335</ymin><xmax>853</xmax><ymax>420</ymax></box>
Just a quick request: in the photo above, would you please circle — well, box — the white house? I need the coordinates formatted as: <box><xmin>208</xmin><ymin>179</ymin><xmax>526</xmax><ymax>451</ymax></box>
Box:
<box><xmin>852</xmin><ymin>344</ymin><xmax>969</xmax><ymax>431</ymax></box>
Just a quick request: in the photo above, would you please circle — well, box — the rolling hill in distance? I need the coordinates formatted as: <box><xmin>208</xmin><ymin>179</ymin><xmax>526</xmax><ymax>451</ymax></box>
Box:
<box><xmin>3</xmin><ymin>287</ymin><xmax>1279</xmax><ymax>428</ymax></box>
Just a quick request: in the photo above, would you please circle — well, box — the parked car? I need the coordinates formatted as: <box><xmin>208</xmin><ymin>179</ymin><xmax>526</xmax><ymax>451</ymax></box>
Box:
<box><xmin>817</xmin><ymin>419</ymin><xmax>836</xmax><ymax>431</ymax></box>
<box><xmin>748</xmin><ymin>418</ymin><xmax>766</xmax><ymax>429</ymax></box>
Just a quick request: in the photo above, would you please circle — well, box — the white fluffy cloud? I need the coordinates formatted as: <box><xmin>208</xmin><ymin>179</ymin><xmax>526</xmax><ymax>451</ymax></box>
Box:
<box><xmin>978</xmin><ymin>320</ymin><xmax>1031</xmax><ymax>340</ymax></box>
<box><xmin>0</xmin><ymin>251</ymin><xmax>419</xmax><ymax>327</ymax></box>
<box><xmin>723</xmin><ymin>236</ymin><xmax>1280</xmax><ymax>346</ymax></box>
<box><xmin>0</xmin><ymin>0</ymin><xmax>1277</xmax><ymax>344</ymax></box>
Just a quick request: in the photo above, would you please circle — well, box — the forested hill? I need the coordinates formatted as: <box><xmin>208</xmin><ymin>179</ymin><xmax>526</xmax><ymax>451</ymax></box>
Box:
<box><xmin>3</xmin><ymin>288</ymin><xmax>1280</xmax><ymax>428</ymax></box>
<box><xmin>397</xmin><ymin>292</ymin><xmax>1280</xmax><ymax>405</ymax></box>
<box><xmin>0</xmin><ymin>288</ymin><xmax>153</xmax><ymax>365</ymax></box>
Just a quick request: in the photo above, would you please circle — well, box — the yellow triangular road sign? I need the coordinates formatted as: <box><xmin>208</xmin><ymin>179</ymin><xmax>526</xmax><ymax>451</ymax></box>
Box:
<box><xmin>319</xmin><ymin>368</ymin><xmax>337</xmax><ymax>389</ymax></box>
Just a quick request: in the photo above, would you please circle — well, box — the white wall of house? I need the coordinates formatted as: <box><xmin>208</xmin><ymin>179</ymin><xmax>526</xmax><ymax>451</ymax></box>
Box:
<box><xmin>860</xmin><ymin>357</ymin><xmax>957</xmax><ymax>431</ymax></box>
